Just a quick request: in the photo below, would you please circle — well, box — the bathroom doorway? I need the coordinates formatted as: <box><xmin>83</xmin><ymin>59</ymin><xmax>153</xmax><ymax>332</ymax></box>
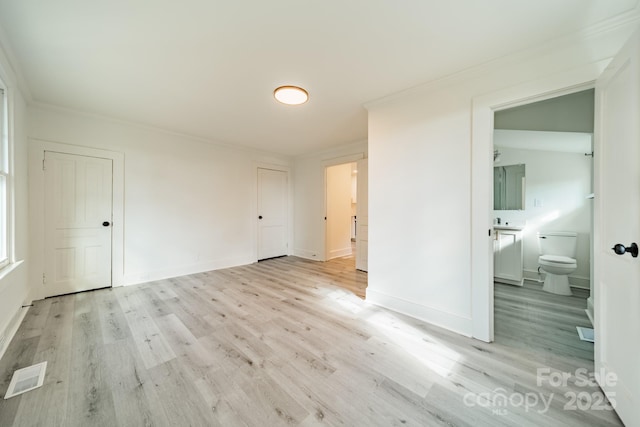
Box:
<box><xmin>491</xmin><ymin>89</ymin><xmax>595</xmax><ymax>361</ymax></box>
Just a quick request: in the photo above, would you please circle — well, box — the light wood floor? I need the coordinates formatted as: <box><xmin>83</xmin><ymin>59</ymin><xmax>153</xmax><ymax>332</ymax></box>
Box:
<box><xmin>0</xmin><ymin>257</ymin><xmax>622</xmax><ymax>426</ymax></box>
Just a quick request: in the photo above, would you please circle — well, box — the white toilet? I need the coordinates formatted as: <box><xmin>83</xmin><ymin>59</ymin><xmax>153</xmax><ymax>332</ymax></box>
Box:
<box><xmin>537</xmin><ymin>231</ymin><xmax>577</xmax><ymax>296</ymax></box>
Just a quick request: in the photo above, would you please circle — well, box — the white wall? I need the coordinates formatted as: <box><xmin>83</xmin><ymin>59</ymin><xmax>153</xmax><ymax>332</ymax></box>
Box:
<box><xmin>28</xmin><ymin>105</ymin><xmax>291</xmax><ymax>295</ymax></box>
<box><xmin>293</xmin><ymin>140</ymin><xmax>367</xmax><ymax>261</ymax></box>
<box><xmin>0</xmin><ymin>44</ymin><xmax>30</xmax><ymax>356</ymax></box>
<box><xmin>366</xmin><ymin>21</ymin><xmax>636</xmax><ymax>337</ymax></box>
<box><xmin>367</xmin><ymin>88</ymin><xmax>473</xmax><ymax>334</ymax></box>
<box><xmin>326</xmin><ymin>163</ymin><xmax>353</xmax><ymax>259</ymax></box>
<box><xmin>494</xmin><ymin>146</ymin><xmax>593</xmax><ymax>288</ymax></box>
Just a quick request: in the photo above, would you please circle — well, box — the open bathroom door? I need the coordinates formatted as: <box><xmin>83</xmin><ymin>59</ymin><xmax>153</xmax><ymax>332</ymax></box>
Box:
<box><xmin>593</xmin><ymin>27</ymin><xmax>640</xmax><ymax>426</ymax></box>
<box><xmin>355</xmin><ymin>158</ymin><xmax>368</xmax><ymax>271</ymax></box>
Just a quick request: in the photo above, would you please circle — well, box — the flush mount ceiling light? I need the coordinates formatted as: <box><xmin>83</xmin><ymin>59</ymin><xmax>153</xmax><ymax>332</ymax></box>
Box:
<box><xmin>274</xmin><ymin>85</ymin><xmax>309</xmax><ymax>105</ymax></box>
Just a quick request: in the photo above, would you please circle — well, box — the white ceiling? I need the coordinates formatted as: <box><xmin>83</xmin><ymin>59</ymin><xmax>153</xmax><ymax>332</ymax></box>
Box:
<box><xmin>0</xmin><ymin>1</ymin><xmax>637</xmax><ymax>156</ymax></box>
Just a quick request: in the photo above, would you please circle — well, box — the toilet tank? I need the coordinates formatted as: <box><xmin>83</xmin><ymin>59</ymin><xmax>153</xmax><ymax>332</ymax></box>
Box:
<box><xmin>537</xmin><ymin>232</ymin><xmax>578</xmax><ymax>257</ymax></box>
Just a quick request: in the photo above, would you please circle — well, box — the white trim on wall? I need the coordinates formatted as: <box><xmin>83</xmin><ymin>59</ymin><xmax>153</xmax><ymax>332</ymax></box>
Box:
<box><xmin>320</xmin><ymin>153</ymin><xmax>364</xmax><ymax>168</ymax></box>
<box><xmin>0</xmin><ymin>303</ymin><xmax>27</xmax><ymax>360</ymax></box>
<box><xmin>367</xmin><ymin>289</ymin><xmax>473</xmax><ymax>336</ymax></box>
<box><xmin>364</xmin><ymin>10</ymin><xmax>639</xmax><ymax>110</ymax></box>
<box><xmin>28</xmin><ymin>139</ymin><xmax>125</xmax><ymax>300</ymax></box>
<box><xmin>470</xmin><ymin>63</ymin><xmax>606</xmax><ymax>342</ymax></box>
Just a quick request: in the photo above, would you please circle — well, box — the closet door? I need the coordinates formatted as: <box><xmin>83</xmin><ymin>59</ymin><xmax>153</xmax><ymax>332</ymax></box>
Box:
<box><xmin>257</xmin><ymin>168</ymin><xmax>288</xmax><ymax>260</ymax></box>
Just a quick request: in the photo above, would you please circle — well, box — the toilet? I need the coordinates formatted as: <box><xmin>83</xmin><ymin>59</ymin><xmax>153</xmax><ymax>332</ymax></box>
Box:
<box><xmin>537</xmin><ymin>231</ymin><xmax>577</xmax><ymax>296</ymax></box>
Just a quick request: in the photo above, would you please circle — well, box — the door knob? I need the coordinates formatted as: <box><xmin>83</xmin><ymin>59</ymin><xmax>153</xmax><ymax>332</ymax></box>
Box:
<box><xmin>258</xmin><ymin>216</ymin><xmax>263</xmax><ymax>220</ymax></box>
<box><xmin>102</xmin><ymin>221</ymin><xmax>111</xmax><ymax>227</ymax></box>
<box><xmin>611</xmin><ymin>242</ymin><xmax>638</xmax><ymax>258</ymax></box>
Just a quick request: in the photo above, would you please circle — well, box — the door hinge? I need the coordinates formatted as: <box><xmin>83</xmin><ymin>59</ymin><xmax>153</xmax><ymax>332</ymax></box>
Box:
<box><xmin>42</xmin><ymin>159</ymin><xmax>46</xmax><ymax>171</ymax></box>
<box><xmin>42</xmin><ymin>273</ymin><xmax>46</xmax><ymax>284</ymax></box>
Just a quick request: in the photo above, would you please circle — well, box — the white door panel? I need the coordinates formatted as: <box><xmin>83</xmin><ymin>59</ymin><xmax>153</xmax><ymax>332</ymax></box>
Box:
<box><xmin>45</xmin><ymin>151</ymin><xmax>113</xmax><ymax>297</ymax></box>
<box><xmin>356</xmin><ymin>159</ymin><xmax>368</xmax><ymax>272</ymax></box>
<box><xmin>257</xmin><ymin>168</ymin><xmax>288</xmax><ymax>260</ymax></box>
<box><xmin>594</xmin><ymin>28</ymin><xmax>640</xmax><ymax>426</ymax></box>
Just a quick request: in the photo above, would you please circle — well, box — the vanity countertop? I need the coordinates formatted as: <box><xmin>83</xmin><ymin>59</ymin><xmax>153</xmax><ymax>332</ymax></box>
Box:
<box><xmin>494</xmin><ymin>224</ymin><xmax>525</xmax><ymax>231</ymax></box>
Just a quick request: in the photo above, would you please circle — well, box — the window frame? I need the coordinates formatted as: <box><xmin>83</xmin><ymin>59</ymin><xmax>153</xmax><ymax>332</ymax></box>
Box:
<box><xmin>0</xmin><ymin>81</ymin><xmax>12</xmax><ymax>270</ymax></box>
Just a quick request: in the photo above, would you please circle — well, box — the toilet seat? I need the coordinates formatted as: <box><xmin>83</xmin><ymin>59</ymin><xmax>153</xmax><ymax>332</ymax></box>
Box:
<box><xmin>539</xmin><ymin>255</ymin><xmax>576</xmax><ymax>267</ymax></box>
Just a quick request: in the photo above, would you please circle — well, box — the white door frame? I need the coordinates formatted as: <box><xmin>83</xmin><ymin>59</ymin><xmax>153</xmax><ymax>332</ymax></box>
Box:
<box><xmin>355</xmin><ymin>158</ymin><xmax>368</xmax><ymax>272</ymax></box>
<box><xmin>321</xmin><ymin>153</ymin><xmax>364</xmax><ymax>261</ymax></box>
<box><xmin>252</xmin><ymin>162</ymin><xmax>292</xmax><ymax>262</ymax></box>
<box><xmin>29</xmin><ymin>139</ymin><xmax>125</xmax><ymax>301</ymax></box>
<box><xmin>470</xmin><ymin>61</ymin><xmax>610</xmax><ymax>342</ymax></box>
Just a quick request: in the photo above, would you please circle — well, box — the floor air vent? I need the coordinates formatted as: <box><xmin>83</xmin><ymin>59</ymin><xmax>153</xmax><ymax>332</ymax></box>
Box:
<box><xmin>4</xmin><ymin>361</ymin><xmax>47</xmax><ymax>399</ymax></box>
<box><xmin>576</xmin><ymin>327</ymin><xmax>595</xmax><ymax>343</ymax></box>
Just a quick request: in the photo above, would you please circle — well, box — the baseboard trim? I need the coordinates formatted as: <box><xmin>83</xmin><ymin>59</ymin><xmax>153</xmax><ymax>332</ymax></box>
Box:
<box><xmin>366</xmin><ymin>289</ymin><xmax>473</xmax><ymax>337</ymax></box>
<box><xmin>494</xmin><ymin>277</ymin><xmax>524</xmax><ymax>286</ymax></box>
<box><xmin>0</xmin><ymin>305</ymin><xmax>29</xmax><ymax>361</ymax></box>
<box><xmin>293</xmin><ymin>248</ymin><xmax>322</xmax><ymax>261</ymax></box>
<box><xmin>523</xmin><ymin>269</ymin><xmax>590</xmax><ymax>289</ymax></box>
<box><xmin>585</xmin><ymin>297</ymin><xmax>594</xmax><ymax>326</ymax></box>
<box><xmin>122</xmin><ymin>256</ymin><xmax>254</xmax><ymax>286</ymax></box>
<box><xmin>327</xmin><ymin>247</ymin><xmax>352</xmax><ymax>260</ymax></box>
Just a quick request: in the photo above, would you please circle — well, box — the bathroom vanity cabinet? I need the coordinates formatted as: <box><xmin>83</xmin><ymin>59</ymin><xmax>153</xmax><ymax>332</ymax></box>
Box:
<box><xmin>493</xmin><ymin>226</ymin><xmax>524</xmax><ymax>286</ymax></box>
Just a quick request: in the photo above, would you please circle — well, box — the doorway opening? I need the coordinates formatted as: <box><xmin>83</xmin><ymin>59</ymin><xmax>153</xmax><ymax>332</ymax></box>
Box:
<box><xmin>325</xmin><ymin>162</ymin><xmax>357</xmax><ymax>261</ymax></box>
<box><xmin>491</xmin><ymin>89</ymin><xmax>595</xmax><ymax>361</ymax></box>
<box><xmin>323</xmin><ymin>157</ymin><xmax>368</xmax><ymax>298</ymax></box>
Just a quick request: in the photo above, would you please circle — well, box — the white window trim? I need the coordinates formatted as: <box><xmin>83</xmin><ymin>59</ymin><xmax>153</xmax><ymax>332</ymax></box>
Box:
<box><xmin>0</xmin><ymin>82</ymin><xmax>12</xmax><ymax>271</ymax></box>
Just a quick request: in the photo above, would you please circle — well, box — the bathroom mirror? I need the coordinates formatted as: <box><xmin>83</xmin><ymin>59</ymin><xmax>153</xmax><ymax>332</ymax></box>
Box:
<box><xmin>494</xmin><ymin>164</ymin><xmax>525</xmax><ymax>210</ymax></box>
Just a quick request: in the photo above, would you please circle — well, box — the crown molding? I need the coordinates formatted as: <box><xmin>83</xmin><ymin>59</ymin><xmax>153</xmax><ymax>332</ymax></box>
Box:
<box><xmin>293</xmin><ymin>138</ymin><xmax>368</xmax><ymax>160</ymax></box>
<box><xmin>364</xmin><ymin>7</ymin><xmax>640</xmax><ymax>110</ymax></box>
<box><xmin>28</xmin><ymin>101</ymin><xmax>293</xmax><ymax>160</ymax></box>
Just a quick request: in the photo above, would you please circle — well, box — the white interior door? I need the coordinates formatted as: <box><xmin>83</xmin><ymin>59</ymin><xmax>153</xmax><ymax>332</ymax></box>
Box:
<box><xmin>257</xmin><ymin>168</ymin><xmax>288</xmax><ymax>260</ymax></box>
<box><xmin>44</xmin><ymin>151</ymin><xmax>113</xmax><ymax>297</ymax></box>
<box><xmin>594</xmin><ymin>28</ymin><xmax>640</xmax><ymax>426</ymax></box>
<box><xmin>356</xmin><ymin>159</ymin><xmax>368</xmax><ymax>272</ymax></box>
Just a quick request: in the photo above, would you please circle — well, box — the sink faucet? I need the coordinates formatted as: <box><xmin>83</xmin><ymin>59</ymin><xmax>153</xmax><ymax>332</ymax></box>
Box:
<box><xmin>496</xmin><ymin>217</ymin><xmax>501</xmax><ymax>225</ymax></box>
